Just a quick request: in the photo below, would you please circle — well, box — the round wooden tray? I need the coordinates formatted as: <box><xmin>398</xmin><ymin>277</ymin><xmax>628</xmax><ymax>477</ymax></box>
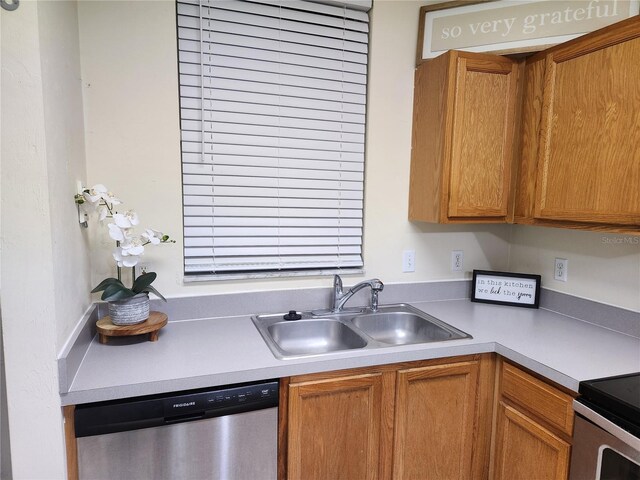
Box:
<box><xmin>96</xmin><ymin>311</ymin><xmax>168</xmax><ymax>344</ymax></box>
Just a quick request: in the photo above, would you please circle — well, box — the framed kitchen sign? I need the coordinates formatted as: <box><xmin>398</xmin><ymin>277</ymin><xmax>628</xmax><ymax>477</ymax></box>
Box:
<box><xmin>417</xmin><ymin>0</ymin><xmax>640</xmax><ymax>63</ymax></box>
<box><xmin>471</xmin><ymin>270</ymin><xmax>541</xmax><ymax>308</ymax></box>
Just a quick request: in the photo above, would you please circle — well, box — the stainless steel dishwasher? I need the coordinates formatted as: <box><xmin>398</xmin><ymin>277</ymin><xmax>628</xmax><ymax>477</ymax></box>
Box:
<box><xmin>74</xmin><ymin>380</ymin><xmax>278</xmax><ymax>480</ymax></box>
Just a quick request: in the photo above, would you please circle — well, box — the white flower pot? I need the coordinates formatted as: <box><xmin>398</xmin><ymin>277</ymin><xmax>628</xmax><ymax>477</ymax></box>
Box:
<box><xmin>108</xmin><ymin>293</ymin><xmax>150</xmax><ymax>326</ymax></box>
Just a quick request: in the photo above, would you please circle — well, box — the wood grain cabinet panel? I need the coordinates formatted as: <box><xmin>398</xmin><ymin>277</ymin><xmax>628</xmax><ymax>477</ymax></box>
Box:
<box><xmin>493</xmin><ymin>402</ymin><xmax>570</xmax><ymax>480</ymax></box>
<box><xmin>535</xmin><ymin>26</ymin><xmax>640</xmax><ymax>225</ymax></box>
<box><xmin>286</xmin><ymin>372</ymin><xmax>389</xmax><ymax>480</ymax></box>
<box><xmin>501</xmin><ymin>362</ymin><xmax>574</xmax><ymax>436</ymax></box>
<box><xmin>409</xmin><ymin>50</ymin><xmax>519</xmax><ymax>223</ymax></box>
<box><xmin>515</xmin><ymin>16</ymin><xmax>640</xmax><ymax>232</ymax></box>
<box><xmin>393</xmin><ymin>361</ymin><xmax>480</xmax><ymax>480</ymax></box>
<box><xmin>282</xmin><ymin>355</ymin><xmax>495</xmax><ymax>480</ymax></box>
<box><xmin>490</xmin><ymin>360</ymin><xmax>574</xmax><ymax>480</ymax></box>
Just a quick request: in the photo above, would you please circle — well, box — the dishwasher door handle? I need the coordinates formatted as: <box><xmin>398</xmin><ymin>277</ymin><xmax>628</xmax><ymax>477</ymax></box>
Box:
<box><xmin>164</xmin><ymin>412</ymin><xmax>206</xmax><ymax>425</ymax></box>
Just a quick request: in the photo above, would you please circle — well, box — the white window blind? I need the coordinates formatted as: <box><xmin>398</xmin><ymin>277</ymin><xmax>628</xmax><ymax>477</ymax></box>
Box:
<box><xmin>177</xmin><ymin>0</ymin><xmax>369</xmax><ymax>276</ymax></box>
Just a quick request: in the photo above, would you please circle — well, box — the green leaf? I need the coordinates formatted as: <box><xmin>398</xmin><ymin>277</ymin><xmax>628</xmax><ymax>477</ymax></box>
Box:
<box><xmin>101</xmin><ymin>283</ymin><xmax>135</xmax><ymax>302</ymax></box>
<box><xmin>142</xmin><ymin>285</ymin><xmax>167</xmax><ymax>302</ymax></box>
<box><xmin>132</xmin><ymin>272</ymin><xmax>157</xmax><ymax>293</ymax></box>
<box><xmin>91</xmin><ymin>278</ymin><xmax>123</xmax><ymax>293</ymax></box>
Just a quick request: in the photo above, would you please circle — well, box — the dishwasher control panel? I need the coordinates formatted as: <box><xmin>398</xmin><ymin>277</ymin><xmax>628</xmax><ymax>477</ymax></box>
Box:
<box><xmin>75</xmin><ymin>380</ymin><xmax>279</xmax><ymax>437</ymax></box>
<box><xmin>163</xmin><ymin>381</ymin><xmax>279</xmax><ymax>418</ymax></box>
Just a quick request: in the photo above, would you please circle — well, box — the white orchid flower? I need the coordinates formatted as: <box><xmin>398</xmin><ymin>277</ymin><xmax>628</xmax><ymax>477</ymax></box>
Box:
<box><xmin>112</xmin><ymin>247</ymin><xmax>141</xmax><ymax>268</ymax></box>
<box><xmin>142</xmin><ymin>229</ymin><xmax>163</xmax><ymax>245</ymax></box>
<box><xmin>106</xmin><ymin>193</ymin><xmax>121</xmax><ymax>205</ymax></box>
<box><xmin>97</xmin><ymin>206</ymin><xmax>108</xmax><ymax>221</ymax></box>
<box><xmin>107</xmin><ymin>223</ymin><xmax>129</xmax><ymax>242</ymax></box>
<box><xmin>83</xmin><ymin>184</ymin><xmax>121</xmax><ymax>207</ymax></box>
<box><xmin>113</xmin><ymin>211</ymin><xmax>139</xmax><ymax>228</ymax></box>
<box><xmin>83</xmin><ymin>184</ymin><xmax>107</xmax><ymax>204</ymax></box>
<box><xmin>120</xmin><ymin>240</ymin><xmax>145</xmax><ymax>257</ymax></box>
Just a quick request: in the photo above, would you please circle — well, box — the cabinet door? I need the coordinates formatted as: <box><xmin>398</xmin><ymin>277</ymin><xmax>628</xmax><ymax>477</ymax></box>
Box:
<box><xmin>534</xmin><ymin>18</ymin><xmax>640</xmax><ymax>225</ymax></box>
<box><xmin>393</xmin><ymin>360</ymin><xmax>481</xmax><ymax>480</ymax></box>
<box><xmin>447</xmin><ymin>53</ymin><xmax>519</xmax><ymax>220</ymax></box>
<box><xmin>493</xmin><ymin>401</ymin><xmax>571</xmax><ymax>480</ymax></box>
<box><xmin>287</xmin><ymin>372</ymin><xmax>388</xmax><ymax>480</ymax></box>
<box><xmin>409</xmin><ymin>51</ymin><xmax>518</xmax><ymax>223</ymax></box>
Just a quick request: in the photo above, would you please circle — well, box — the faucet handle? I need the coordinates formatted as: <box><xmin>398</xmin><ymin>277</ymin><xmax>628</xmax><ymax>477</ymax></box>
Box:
<box><xmin>333</xmin><ymin>274</ymin><xmax>343</xmax><ymax>294</ymax></box>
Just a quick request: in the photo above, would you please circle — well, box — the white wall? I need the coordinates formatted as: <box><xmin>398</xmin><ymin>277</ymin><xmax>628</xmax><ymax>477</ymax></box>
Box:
<box><xmin>78</xmin><ymin>0</ymin><xmax>512</xmax><ymax>300</ymax></box>
<box><xmin>510</xmin><ymin>226</ymin><xmax>640</xmax><ymax>311</ymax></box>
<box><xmin>1</xmin><ymin>1</ymin><xmax>91</xmax><ymax>477</ymax></box>
<box><xmin>38</xmin><ymin>0</ymin><xmax>94</xmax><ymax>348</ymax></box>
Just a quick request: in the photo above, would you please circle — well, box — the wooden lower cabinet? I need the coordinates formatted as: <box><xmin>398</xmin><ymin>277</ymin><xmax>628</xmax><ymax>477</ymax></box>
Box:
<box><xmin>286</xmin><ymin>370</ymin><xmax>394</xmax><ymax>480</ymax></box>
<box><xmin>492</xmin><ymin>402</ymin><xmax>570</xmax><ymax>480</ymax></box>
<box><xmin>490</xmin><ymin>360</ymin><xmax>575</xmax><ymax>480</ymax></box>
<box><xmin>394</xmin><ymin>360</ymin><xmax>488</xmax><ymax>480</ymax></box>
<box><xmin>281</xmin><ymin>354</ymin><xmax>495</xmax><ymax>480</ymax></box>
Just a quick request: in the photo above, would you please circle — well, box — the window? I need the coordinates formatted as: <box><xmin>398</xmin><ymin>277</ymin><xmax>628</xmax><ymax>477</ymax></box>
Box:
<box><xmin>176</xmin><ymin>0</ymin><xmax>370</xmax><ymax>279</ymax></box>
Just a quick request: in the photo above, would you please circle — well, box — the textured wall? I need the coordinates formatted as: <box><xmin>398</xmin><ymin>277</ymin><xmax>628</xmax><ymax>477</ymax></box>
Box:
<box><xmin>1</xmin><ymin>0</ymin><xmax>91</xmax><ymax>476</ymax></box>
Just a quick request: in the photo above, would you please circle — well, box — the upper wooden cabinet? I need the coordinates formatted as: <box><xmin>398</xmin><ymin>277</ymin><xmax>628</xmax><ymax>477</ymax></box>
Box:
<box><xmin>409</xmin><ymin>50</ymin><xmax>520</xmax><ymax>224</ymax></box>
<box><xmin>515</xmin><ymin>16</ymin><xmax>640</xmax><ymax>232</ymax></box>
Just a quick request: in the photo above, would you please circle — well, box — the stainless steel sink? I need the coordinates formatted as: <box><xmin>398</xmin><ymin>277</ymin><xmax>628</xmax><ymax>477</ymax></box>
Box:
<box><xmin>266</xmin><ymin>320</ymin><xmax>367</xmax><ymax>357</ymax></box>
<box><xmin>351</xmin><ymin>312</ymin><xmax>466</xmax><ymax>345</ymax></box>
<box><xmin>252</xmin><ymin>304</ymin><xmax>471</xmax><ymax>359</ymax></box>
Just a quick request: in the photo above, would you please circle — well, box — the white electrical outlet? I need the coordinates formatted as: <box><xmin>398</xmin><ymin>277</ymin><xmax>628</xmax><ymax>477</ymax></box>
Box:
<box><xmin>402</xmin><ymin>250</ymin><xmax>415</xmax><ymax>273</ymax></box>
<box><xmin>138</xmin><ymin>263</ymin><xmax>152</xmax><ymax>275</ymax></box>
<box><xmin>451</xmin><ymin>250</ymin><xmax>464</xmax><ymax>272</ymax></box>
<box><xmin>554</xmin><ymin>258</ymin><xmax>568</xmax><ymax>282</ymax></box>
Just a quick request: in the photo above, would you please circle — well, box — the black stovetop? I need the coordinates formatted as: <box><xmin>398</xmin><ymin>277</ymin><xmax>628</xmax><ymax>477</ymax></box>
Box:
<box><xmin>579</xmin><ymin>372</ymin><xmax>640</xmax><ymax>437</ymax></box>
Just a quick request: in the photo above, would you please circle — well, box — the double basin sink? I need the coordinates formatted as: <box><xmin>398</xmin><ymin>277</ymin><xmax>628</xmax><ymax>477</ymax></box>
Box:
<box><xmin>252</xmin><ymin>304</ymin><xmax>472</xmax><ymax>359</ymax></box>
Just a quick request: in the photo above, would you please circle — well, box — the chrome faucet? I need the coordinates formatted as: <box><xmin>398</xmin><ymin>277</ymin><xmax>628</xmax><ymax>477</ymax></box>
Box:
<box><xmin>332</xmin><ymin>275</ymin><xmax>384</xmax><ymax>312</ymax></box>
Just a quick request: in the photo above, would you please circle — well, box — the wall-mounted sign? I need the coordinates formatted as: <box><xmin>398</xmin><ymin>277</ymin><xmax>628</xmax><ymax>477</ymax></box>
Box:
<box><xmin>418</xmin><ymin>0</ymin><xmax>640</xmax><ymax>63</ymax></box>
<box><xmin>471</xmin><ymin>270</ymin><xmax>541</xmax><ymax>308</ymax></box>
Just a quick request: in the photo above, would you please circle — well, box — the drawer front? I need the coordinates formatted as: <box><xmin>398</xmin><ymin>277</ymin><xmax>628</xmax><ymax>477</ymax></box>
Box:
<box><xmin>501</xmin><ymin>362</ymin><xmax>574</xmax><ymax>436</ymax></box>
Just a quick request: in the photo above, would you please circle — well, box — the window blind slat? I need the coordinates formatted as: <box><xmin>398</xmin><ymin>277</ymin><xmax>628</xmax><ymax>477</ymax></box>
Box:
<box><xmin>182</xmin><ymin>212</ymin><xmax>363</xmax><ymax>228</ymax></box>
<box><xmin>181</xmin><ymin>99</ymin><xmax>366</xmax><ymax>124</ymax></box>
<box><xmin>178</xmin><ymin>0</ymin><xmax>368</xmax><ymax>275</ymax></box>
<box><xmin>183</xmin><ymin>155</ymin><xmax>364</xmax><ymax>172</ymax></box>
<box><xmin>185</xmin><ymin>235</ymin><xmax>362</xmax><ymax>248</ymax></box>
<box><xmin>181</xmin><ymin>122</ymin><xmax>365</xmax><ymax>144</ymax></box>
<box><xmin>181</xmin><ymin>111</ymin><xmax>366</xmax><ymax>134</ymax></box>
<box><xmin>185</xmin><ymin>244</ymin><xmax>362</xmax><ymax>257</ymax></box>
<box><xmin>178</xmin><ymin>53</ymin><xmax>367</xmax><ymax>84</ymax></box>
<box><xmin>182</xmin><ymin>132</ymin><xmax>365</xmax><ymax>153</ymax></box>
<box><xmin>185</xmin><ymin>226</ymin><xmax>362</xmax><ymax>237</ymax></box>
<box><xmin>183</xmin><ymin>187</ymin><xmax>363</xmax><ymax>202</ymax></box>
<box><xmin>200</xmin><ymin>0</ymin><xmax>369</xmax><ymax>32</ymax></box>
<box><xmin>179</xmin><ymin>67</ymin><xmax>367</xmax><ymax>95</ymax></box>
<box><xmin>197</xmin><ymin>5</ymin><xmax>369</xmax><ymax>39</ymax></box>
<box><xmin>177</xmin><ymin>20</ymin><xmax>368</xmax><ymax>54</ymax></box>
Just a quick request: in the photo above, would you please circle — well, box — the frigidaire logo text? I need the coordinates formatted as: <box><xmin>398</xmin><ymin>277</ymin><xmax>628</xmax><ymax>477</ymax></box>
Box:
<box><xmin>173</xmin><ymin>401</ymin><xmax>196</xmax><ymax>408</ymax></box>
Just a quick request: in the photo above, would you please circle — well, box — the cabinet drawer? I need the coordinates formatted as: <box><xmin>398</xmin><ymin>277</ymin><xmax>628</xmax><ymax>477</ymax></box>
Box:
<box><xmin>501</xmin><ymin>362</ymin><xmax>574</xmax><ymax>436</ymax></box>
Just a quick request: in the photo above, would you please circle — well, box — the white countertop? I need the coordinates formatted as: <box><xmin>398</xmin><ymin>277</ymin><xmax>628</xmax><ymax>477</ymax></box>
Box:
<box><xmin>61</xmin><ymin>299</ymin><xmax>640</xmax><ymax>405</ymax></box>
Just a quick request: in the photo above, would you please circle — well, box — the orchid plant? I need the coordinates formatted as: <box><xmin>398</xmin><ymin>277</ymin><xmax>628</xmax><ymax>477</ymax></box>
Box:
<box><xmin>75</xmin><ymin>184</ymin><xmax>174</xmax><ymax>302</ymax></box>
